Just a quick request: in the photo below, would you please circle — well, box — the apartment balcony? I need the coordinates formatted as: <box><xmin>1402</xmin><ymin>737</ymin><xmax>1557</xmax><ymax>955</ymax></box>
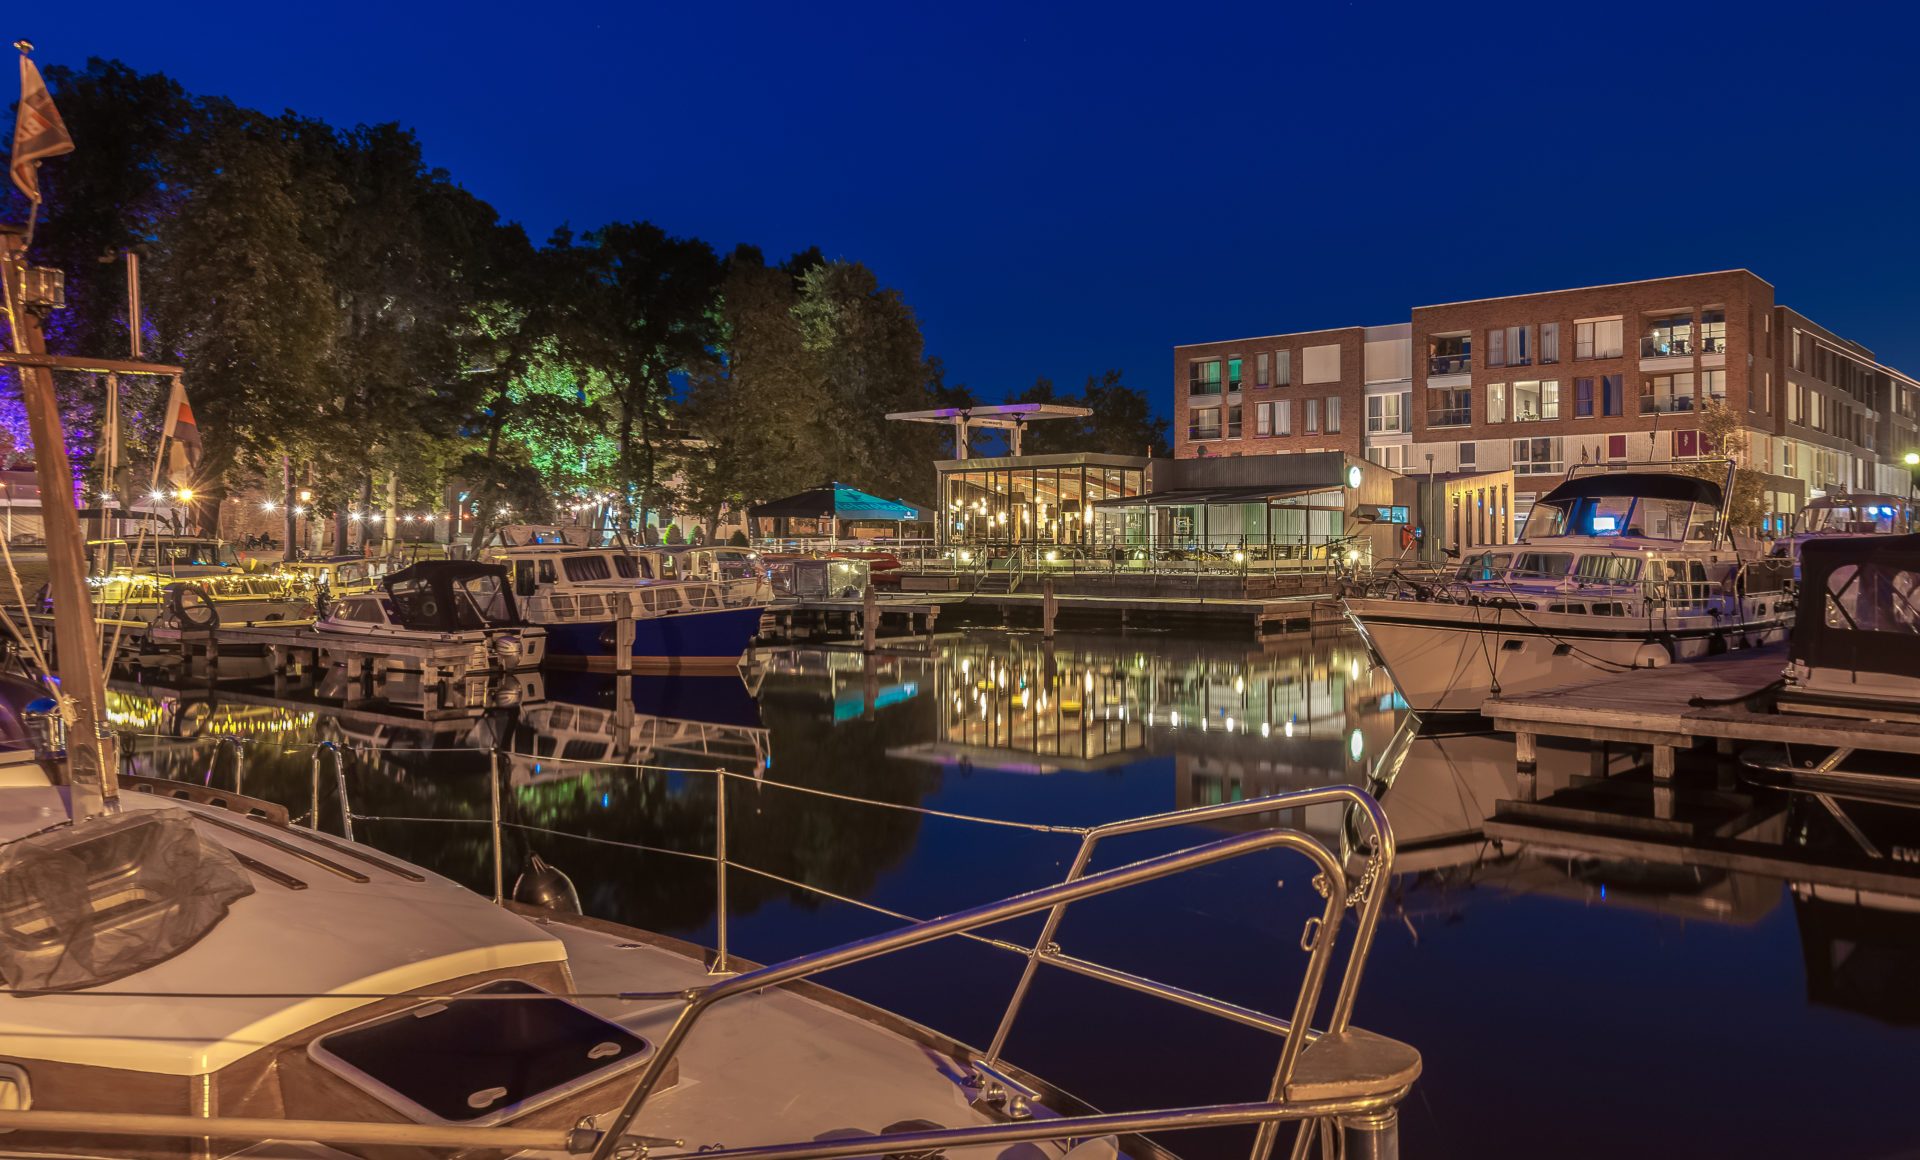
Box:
<box><xmin>1640</xmin><ymin>336</ymin><xmax>1694</xmax><ymax>358</ymax></box>
<box><xmin>1188</xmin><ymin>383</ymin><xmax>1224</xmax><ymax>398</ymax></box>
<box><xmin>1427</xmin><ymin>353</ymin><xmax>1472</xmax><ymax>376</ymax></box>
<box><xmin>1188</xmin><ymin>426</ymin><xmax>1223</xmax><ymax>442</ymax></box>
<box><xmin>1639</xmin><ymin>395</ymin><xmax>1696</xmax><ymax>415</ymax></box>
<box><xmin>1700</xmin><ymin>334</ymin><xmax>1727</xmax><ymax>354</ymax></box>
<box><xmin>1427</xmin><ymin>407</ymin><xmax>1473</xmax><ymax>428</ymax></box>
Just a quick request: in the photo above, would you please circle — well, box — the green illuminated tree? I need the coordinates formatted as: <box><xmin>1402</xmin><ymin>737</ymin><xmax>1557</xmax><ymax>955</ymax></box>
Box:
<box><xmin>1681</xmin><ymin>399</ymin><xmax>1767</xmax><ymax>533</ymax></box>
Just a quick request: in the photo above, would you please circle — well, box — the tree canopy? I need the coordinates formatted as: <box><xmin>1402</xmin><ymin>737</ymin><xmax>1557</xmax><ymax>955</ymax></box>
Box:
<box><xmin>2</xmin><ymin>57</ymin><xmax>1147</xmax><ymax>543</ymax></box>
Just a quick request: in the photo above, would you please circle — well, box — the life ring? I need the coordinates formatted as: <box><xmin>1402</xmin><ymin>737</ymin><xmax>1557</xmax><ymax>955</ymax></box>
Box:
<box><xmin>162</xmin><ymin>583</ymin><xmax>220</xmax><ymax>629</ymax></box>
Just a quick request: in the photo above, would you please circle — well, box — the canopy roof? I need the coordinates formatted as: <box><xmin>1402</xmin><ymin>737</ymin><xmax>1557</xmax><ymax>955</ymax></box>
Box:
<box><xmin>748</xmin><ymin>483</ymin><xmax>925</xmax><ymax>522</ymax></box>
<box><xmin>1090</xmin><ymin>485</ymin><xmax>1331</xmax><ymax>508</ymax></box>
<box><xmin>1535</xmin><ymin>473</ymin><xmax>1723</xmax><ymax>508</ymax></box>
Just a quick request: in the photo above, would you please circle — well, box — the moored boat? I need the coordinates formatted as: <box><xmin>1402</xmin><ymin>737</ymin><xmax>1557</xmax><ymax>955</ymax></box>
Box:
<box><xmin>481</xmin><ymin>526</ymin><xmax>770</xmax><ymax>671</ymax></box>
<box><xmin>1344</xmin><ymin>461</ymin><xmax>1796</xmax><ymax>714</ymax></box>
<box><xmin>317</xmin><ymin>560</ymin><xmax>547</xmax><ymax>672</ymax></box>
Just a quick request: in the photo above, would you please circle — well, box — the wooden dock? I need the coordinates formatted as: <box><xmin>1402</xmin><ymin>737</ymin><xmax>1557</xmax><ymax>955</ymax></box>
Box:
<box><xmin>1481</xmin><ymin>645</ymin><xmax>1920</xmax><ymax>783</ymax></box>
<box><xmin>954</xmin><ymin>590</ymin><xmax>1330</xmax><ymax>634</ymax></box>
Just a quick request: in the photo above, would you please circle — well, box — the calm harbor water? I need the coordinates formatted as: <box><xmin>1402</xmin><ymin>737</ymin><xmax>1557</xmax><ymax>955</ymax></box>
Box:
<box><xmin>111</xmin><ymin>627</ymin><xmax>1920</xmax><ymax>1159</ymax></box>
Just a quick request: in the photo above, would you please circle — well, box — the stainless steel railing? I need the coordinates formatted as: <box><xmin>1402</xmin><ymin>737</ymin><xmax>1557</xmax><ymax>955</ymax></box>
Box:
<box><xmin>584</xmin><ymin>781</ymin><xmax>1396</xmax><ymax>1160</ymax></box>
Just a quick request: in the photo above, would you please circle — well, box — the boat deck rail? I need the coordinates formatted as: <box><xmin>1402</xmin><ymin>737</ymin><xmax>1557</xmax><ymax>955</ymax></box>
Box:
<box><xmin>94</xmin><ymin>738</ymin><xmax>1414</xmax><ymax>1160</ymax></box>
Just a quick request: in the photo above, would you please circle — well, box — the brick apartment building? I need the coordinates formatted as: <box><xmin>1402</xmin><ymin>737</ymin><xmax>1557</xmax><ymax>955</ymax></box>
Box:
<box><xmin>1174</xmin><ymin>269</ymin><xmax>1920</xmax><ymax>531</ymax></box>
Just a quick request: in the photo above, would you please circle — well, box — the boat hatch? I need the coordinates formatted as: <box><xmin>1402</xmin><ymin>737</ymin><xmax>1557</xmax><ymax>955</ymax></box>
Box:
<box><xmin>0</xmin><ymin>809</ymin><xmax>253</xmax><ymax>992</ymax></box>
<box><xmin>308</xmin><ymin>979</ymin><xmax>654</xmax><ymax>1125</ymax></box>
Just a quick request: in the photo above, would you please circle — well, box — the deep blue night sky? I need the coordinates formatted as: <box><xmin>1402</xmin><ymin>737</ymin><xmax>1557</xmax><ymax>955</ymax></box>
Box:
<box><xmin>20</xmin><ymin>0</ymin><xmax>1920</xmax><ymax>415</ymax></box>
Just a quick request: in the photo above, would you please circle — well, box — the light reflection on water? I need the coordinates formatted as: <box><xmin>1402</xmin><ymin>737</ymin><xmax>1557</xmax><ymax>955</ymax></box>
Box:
<box><xmin>108</xmin><ymin>627</ymin><xmax>1920</xmax><ymax>1160</ymax></box>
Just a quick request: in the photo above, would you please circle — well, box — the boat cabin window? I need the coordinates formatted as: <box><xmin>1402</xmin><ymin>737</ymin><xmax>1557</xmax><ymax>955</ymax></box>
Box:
<box><xmin>561</xmin><ymin>554</ymin><xmax>612</xmax><ymax>582</ymax></box>
<box><xmin>614</xmin><ymin>554</ymin><xmax>649</xmax><ymax>580</ymax></box>
<box><xmin>456</xmin><ymin>573</ymin><xmax>515</xmax><ymax>626</ymax></box>
<box><xmin>539</xmin><ymin>560</ymin><xmax>557</xmax><ymax>584</ymax></box>
<box><xmin>514</xmin><ymin>561</ymin><xmax>538</xmax><ymax>598</ymax></box>
<box><xmin>1534</xmin><ymin>495</ymin><xmax>1639</xmax><ymax>538</ymax></box>
<box><xmin>1572</xmin><ymin>555</ymin><xmax>1643</xmax><ymax>584</ymax></box>
<box><xmin>1823</xmin><ymin>563</ymin><xmax>1920</xmax><ymax>634</ymax></box>
<box><xmin>1455</xmin><ymin>552</ymin><xmax>1511</xmax><ymax>581</ymax></box>
<box><xmin>1508</xmin><ymin>552</ymin><xmax>1575</xmax><ymax>580</ymax></box>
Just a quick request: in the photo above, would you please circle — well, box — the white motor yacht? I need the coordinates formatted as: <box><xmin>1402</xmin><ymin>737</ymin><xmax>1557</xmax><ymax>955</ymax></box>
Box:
<box><xmin>1344</xmin><ymin>461</ymin><xmax>1795</xmax><ymax>714</ymax></box>
<box><xmin>1767</xmin><ymin>490</ymin><xmax>1912</xmax><ymax>580</ymax></box>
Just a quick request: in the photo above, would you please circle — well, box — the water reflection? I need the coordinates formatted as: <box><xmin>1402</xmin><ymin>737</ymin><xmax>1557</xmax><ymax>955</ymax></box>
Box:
<box><xmin>96</xmin><ymin>627</ymin><xmax>1920</xmax><ymax>1158</ymax></box>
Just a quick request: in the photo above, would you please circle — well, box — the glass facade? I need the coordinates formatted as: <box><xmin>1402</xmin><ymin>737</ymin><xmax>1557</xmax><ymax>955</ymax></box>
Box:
<box><xmin>941</xmin><ymin>460</ymin><xmax>1146</xmax><ymax>548</ymax></box>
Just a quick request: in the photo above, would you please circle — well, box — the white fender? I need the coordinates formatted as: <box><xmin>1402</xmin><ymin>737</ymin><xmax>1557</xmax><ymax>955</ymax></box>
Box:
<box><xmin>1631</xmin><ymin>641</ymin><xmax>1672</xmax><ymax>669</ymax></box>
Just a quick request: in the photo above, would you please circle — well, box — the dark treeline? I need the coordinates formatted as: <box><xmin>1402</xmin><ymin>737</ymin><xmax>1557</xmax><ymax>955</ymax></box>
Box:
<box><xmin>3</xmin><ymin>59</ymin><xmax>1167</xmax><ymax>545</ymax></box>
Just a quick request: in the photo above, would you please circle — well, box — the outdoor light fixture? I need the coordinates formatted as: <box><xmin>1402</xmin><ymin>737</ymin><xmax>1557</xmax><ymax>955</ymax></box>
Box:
<box><xmin>1346</xmin><ymin>549</ymin><xmax>1360</xmax><ymax>564</ymax></box>
<box><xmin>1907</xmin><ymin>452</ymin><xmax>1919</xmax><ymax>466</ymax></box>
<box><xmin>958</xmin><ymin>550</ymin><xmax>971</xmax><ymax>562</ymax></box>
<box><xmin>1232</xmin><ymin>550</ymin><xmax>1245</xmax><ymax>563</ymax></box>
<box><xmin>293</xmin><ymin>506</ymin><xmax>307</xmax><ymax>515</ymax></box>
<box><xmin>298</xmin><ymin>489</ymin><xmax>312</xmax><ymax>503</ymax></box>
<box><xmin>349</xmin><ymin>512</ymin><xmax>363</xmax><ymax>521</ymax></box>
<box><xmin>261</xmin><ymin>501</ymin><xmax>277</xmax><ymax>512</ymax></box>
<box><xmin>176</xmin><ymin>488</ymin><xmax>193</xmax><ymax>501</ymax></box>
<box><xmin>1045</xmin><ymin>549</ymin><xmax>1058</xmax><ymax>561</ymax></box>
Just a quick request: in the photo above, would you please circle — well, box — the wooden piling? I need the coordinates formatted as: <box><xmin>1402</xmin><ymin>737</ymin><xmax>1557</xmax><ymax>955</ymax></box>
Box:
<box><xmin>1042</xmin><ymin>577</ymin><xmax>1056</xmax><ymax>640</ymax></box>
<box><xmin>616</xmin><ymin>592</ymin><xmax>635</xmax><ymax>676</ymax></box>
<box><xmin>862</xmin><ymin>584</ymin><xmax>878</xmax><ymax>653</ymax></box>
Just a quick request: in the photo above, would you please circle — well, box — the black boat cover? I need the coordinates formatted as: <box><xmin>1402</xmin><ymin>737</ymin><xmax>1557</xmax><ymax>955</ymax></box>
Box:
<box><xmin>1794</xmin><ymin>534</ymin><xmax>1920</xmax><ymax>680</ymax></box>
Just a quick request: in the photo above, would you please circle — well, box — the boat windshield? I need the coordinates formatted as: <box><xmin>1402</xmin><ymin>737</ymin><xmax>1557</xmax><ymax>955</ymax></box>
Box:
<box><xmin>1530</xmin><ymin>494</ymin><xmax>1702</xmax><ymax>541</ymax></box>
<box><xmin>1572</xmin><ymin>554</ymin><xmax>1644</xmax><ymax>584</ymax></box>
<box><xmin>1508</xmin><ymin>552</ymin><xmax>1575</xmax><ymax>580</ymax></box>
<box><xmin>1455</xmin><ymin>551</ymin><xmax>1511</xmax><ymax>581</ymax></box>
<box><xmin>1800</xmin><ymin>505</ymin><xmax>1901</xmax><ymax>535</ymax></box>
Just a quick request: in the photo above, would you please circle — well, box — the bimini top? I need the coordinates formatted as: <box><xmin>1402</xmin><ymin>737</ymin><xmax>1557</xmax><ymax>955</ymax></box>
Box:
<box><xmin>383</xmin><ymin>561</ymin><xmax>523</xmax><ymax>632</ymax></box>
<box><xmin>1535</xmin><ymin>473</ymin><xmax>1723</xmax><ymax>508</ymax></box>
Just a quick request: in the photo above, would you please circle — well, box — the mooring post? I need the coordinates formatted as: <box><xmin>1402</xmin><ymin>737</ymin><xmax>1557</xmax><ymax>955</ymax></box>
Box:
<box><xmin>489</xmin><ymin>748</ymin><xmax>504</xmax><ymax>905</ymax></box>
<box><xmin>862</xmin><ymin>582</ymin><xmax>878</xmax><ymax>652</ymax></box>
<box><xmin>1042</xmin><ymin>577</ymin><xmax>1056</xmax><ymax>640</ymax></box>
<box><xmin>713</xmin><ymin>768</ymin><xmax>730</xmax><ymax>974</ymax></box>
<box><xmin>1514</xmin><ymin>731</ymin><xmax>1537</xmax><ymax>774</ymax></box>
<box><xmin>616</xmin><ymin>592</ymin><xmax>635</xmax><ymax>675</ymax></box>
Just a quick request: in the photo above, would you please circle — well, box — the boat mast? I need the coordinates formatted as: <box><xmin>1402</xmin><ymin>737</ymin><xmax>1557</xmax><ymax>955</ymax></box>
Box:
<box><xmin>1</xmin><ymin>226</ymin><xmax>118</xmax><ymax>819</ymax></box>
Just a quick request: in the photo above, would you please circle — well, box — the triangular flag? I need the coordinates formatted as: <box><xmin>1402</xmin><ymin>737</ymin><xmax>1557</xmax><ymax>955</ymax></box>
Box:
<box><xmin>10</xmin><ymin>53</ymin><xmax>73</xmax><ymax>205</ymax></box>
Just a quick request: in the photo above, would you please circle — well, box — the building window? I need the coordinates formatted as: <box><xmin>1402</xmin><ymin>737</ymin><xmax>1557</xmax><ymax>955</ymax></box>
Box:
<box><xmin>1190</xmin><ymin>407</ymin><xmax>1222</xmax><ymax>440</ymax></box>
<box><xmin>1367</xmin><ymin>393</ymin><xmax>1403</xmax><ymax>433</ymax></box>
<box><xmin>1428</xmin><ymin>333</ymin><xmax>1471</xmax><ymax>375</ymax></box>
<box><xmin>1256</xmin><ymin>352</ymin><xmax>1269</xmax><ymax>387</ymax></box>
<box><xmin>1701</xmin><ymin>369</ymin><xmax>1726</xmax><ymax>405</ymax></box>
<box><xmin>1487</xmin><ymin>328</ymin><xmax>1505</xmax><ymax>368</ymax></box>
<box><xmin>1227</xmin><ymin>404</ymin><xmax>1243</xmax><ymax>438</ymax></box>
<box><xmin>1607</xmin><ymin>434</ymin><xmax>1627</xmax><ymax>460</ymax></box>
<box><xmin>1458</xmin><ymin>441</ymin><xmax>1476</xmax><ymax>468</ymax></box>
<box><xmin>1226</xmin><ymin>357</ymin><xmax>1242</xmax><ymax>391</ymax></box>
<box><xmin>1512</xmin><ymin>380</ymin><xmax>1559</xmax><ymax>421</ymax></box>
<box><xmin>1506</xmin><ymin>326</ymin><xmax>1531</xmax><ymax>367</ymax></box>
<box><xmin>1602</xmin><ymin>374</ymin><xmax>1624</xmax><ymax>416</ymax></box>
<box><xmin>1487</xmin><ymin>383</ymin><xmax>1507</xmax><ymax>424</ymax></box>
<box><xmin>1366</xmin><ymin>444</ymin><xmax>1407</xmax><ymax>470</ymax></box>
<box><xmin>1642</xmin><ymin>315</ymin><xmax>1693</xmax><ymax>358</ymax></box>
<box><xmin>1701</xmin><ymin>310</ymin><xmax>1726</xmax><ymax>354</ymax></box>
<box><xmin>1541</xmin><ymin>322</ymin><xmax>1562</xmax><ymax>364</ymax></box>
<box><xmin>1305</xmin><ymin>398</ymin><xmax>1320</xmax><ymax>434</ymax></box>
<box><xmin>1513</xmin><ymin>436</ymin><xmax>1564</xmax><ymax>475</ymax></box>
<box><xmin>1326</xmin><ymin>397</ymin><xmax>1341</xmax><ymax>434</ymax></box>
<box><xmin>1190</xmin><ymin>360</ymin><xmax>1222</xmax><ymax>396</ymax></box>
<box><xmin>1640</xmin><ymin>373</ymin><xmax>1695</xmax><ymax>414</ymax></box>
<box><xmin>1277</xmin><ymin>399</ymin><xmax>1292</xmax><ymax>435</ymax></box>
<box><xmin>1428</xmin><ymin>388</ymin><xmax>1472</xmax><ymax>428</ymax></box>
<box><xmin>1255</xmin><ymin>402</ymin><xmax>1271</xmax><ymax>437</ymax></box>
<box><xmin>1276</xmin><ymin>350</ymin><xmax>1291</xmax><ymax>386</ymax></box>
<box><xmin>1575</xmin><ymin>377</ymin><xmax>1595</xmax><ymax>417</ymax></box>
<box><xmin>1575</xmin><ymin>318</ymin><xmax>1624</xmax><ymax>360</ymax></box>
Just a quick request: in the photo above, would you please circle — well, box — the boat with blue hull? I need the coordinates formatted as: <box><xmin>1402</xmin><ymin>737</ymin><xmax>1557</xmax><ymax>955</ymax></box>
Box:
<box><xmin>481</xmin><ymin>526</ymin><xmax>772</xmax><ymax>671</ymax></box>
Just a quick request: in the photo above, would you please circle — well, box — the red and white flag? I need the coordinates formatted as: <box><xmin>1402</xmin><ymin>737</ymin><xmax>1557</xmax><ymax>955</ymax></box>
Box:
<box><xmin>161</xmin><ymin>377</ymin><xmax>202</xmax><ymax>489</ymax></box>
<box><xmin>10</xmin><ymin>54</ymin><xmax>73</xmax><ymax>205</ymax></box>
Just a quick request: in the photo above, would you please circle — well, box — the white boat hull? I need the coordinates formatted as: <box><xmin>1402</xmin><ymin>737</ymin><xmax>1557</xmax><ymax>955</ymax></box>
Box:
<box><xmin>1344</xmin><ymin>597</ymin><xmax>1791</xmax><ymax>714</ymax></box>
